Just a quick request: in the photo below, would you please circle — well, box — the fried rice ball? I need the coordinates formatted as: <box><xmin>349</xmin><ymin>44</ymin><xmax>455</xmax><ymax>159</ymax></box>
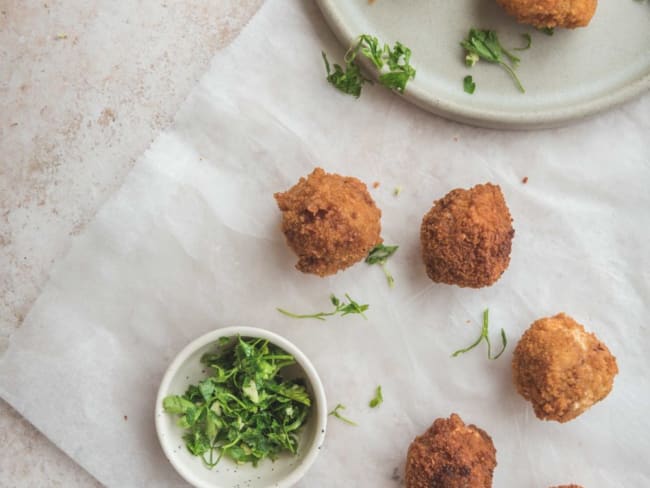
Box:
<box><xmin>405</xmin><ymin>413</ymin><xmax>497</xmax><ymax>488</ymax></box>
<box><xmin>512</xmin><ymin>313</ymin><xmax>618</xmax><ymax>423</ymax></box>
<box><xmin>274</xmin><ymin>168</ymin><xmax>381</xmax><ymax>277</ymax></box>
<box><xmin>496</xmin><ymin>0</ymin><xmax>597</xmax><ymax>29</ymax></box>
<box><xmin>420</xmin><ymin>183</ymin><xmax>514</xmax><ymax>288</ymax></box>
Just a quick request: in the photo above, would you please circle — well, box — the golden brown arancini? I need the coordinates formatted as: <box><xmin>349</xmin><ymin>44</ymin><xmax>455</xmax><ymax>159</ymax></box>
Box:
<box><xmin>405</xmin><ymin>413</ymin><xmax>497</xmax><ymax>488</ymax></box>
<box><xmin>274</xmin><ymin>168</ymin><xmax>381</xmax><ymax>277</ymax></box>
<box><xmin>496</xmin><ymin>0</ymin><xmax>597</xmax><ymax>29</ymax></box>
<box><xmin>512</xmin><ymin>313</ymin><xmax>618</xmax><ymax>423</ymax></box>
<box><xmin>420</xmin><ymin>183</ymin><xmax>514</xmax><ymax>288</ymax></box>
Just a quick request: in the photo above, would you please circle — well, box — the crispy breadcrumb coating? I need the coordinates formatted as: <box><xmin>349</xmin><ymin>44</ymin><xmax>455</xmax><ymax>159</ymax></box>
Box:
<box><xmin>420</xmin><ymin>183</ymin><xmax>514</xmax><ymax>288</ymax></box>
<box><xmin>512</xmin><ymin>313</ymin><xmax>618</xmax><ymax>423</ymax></box>
<box><xmin>405</xmin><ymin>413</ymin><xmax>497</xmax><ymax>488</ymax></box>
<box><xmin>496</xmin><ymin>0</ymin><xmax>597</xmax><ymax>28</ymax></box>
<box><xmin>274</xmin><ymin>168</ymin><xmax>381</xmax><ymax>277</ymax></box>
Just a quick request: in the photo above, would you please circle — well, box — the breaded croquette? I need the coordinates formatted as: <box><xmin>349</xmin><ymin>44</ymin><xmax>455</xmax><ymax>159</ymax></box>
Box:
<box><xmin>274</xmin><ymin>168</ymin><xmax>381</xmax><ymax>277</ymax></box>
<box><xmin>405</xmin><ymin>413</ymin><xmax>497</xmax><ymax>488</ymax></box>
<box><xmin>496</xmin><ymin>0</ymin><xmax>598</xmax><ymax>29</ymax></box>
<box><xmin>512</xmin><ymin>313</ymin><xmax>618</xmax><ymax>423</ymax></box>
<box><xmin>420</xmin><ymin>183</ymin><xmax>514</xmax><ymax>288</ymax></box>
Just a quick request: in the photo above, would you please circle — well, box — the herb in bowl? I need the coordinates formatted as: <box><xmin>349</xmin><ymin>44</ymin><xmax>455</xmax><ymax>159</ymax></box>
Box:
<box><xmin>162</xmin><ymin>336</ymin><xmax>312</xmax><ymax>467</ymax></box>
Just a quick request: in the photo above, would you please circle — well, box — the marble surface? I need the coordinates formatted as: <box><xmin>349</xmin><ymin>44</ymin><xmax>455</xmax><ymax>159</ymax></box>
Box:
<box><xmin>0</xmin><ymin>1</ymin><xmax>262</xmax><ymax>485</ymax></box>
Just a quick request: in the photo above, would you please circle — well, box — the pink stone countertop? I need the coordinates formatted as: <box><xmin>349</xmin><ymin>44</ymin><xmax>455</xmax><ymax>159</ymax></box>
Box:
<box><xmin>0</xmin><ymin>1</ymin><xmax>262</xmax><ymax>485</ymax></box>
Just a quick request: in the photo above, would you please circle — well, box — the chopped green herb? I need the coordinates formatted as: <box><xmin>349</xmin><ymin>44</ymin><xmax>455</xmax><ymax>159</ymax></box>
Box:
<box><xmin>322</xmin><ymin>35</ymin><xmax>416</xmax><ymax>97</ymax></box>
<box><xmin>366</xmin><ymin>243</ymin><xmax>399</xmax><ymax>288</ymax></box>
<box><xmin>514</xmin><ymin>33</ymin><xmax>532</xmax><ymax>51</ymax></box>
<box><xmin>461</xmin><ymin>28</ymin><xmax>525</xmax><ymax>93</ymax></box>
<box><xmin>463</xmin><ymin>75</ymin><xmax>476</xmax><ymax>94</ymax></box>
<box><xmin>393</xmin><ymin>186</ymin><xmax>402</xmax><ymax>197</ymax></box>
<box><xmin>465</xmin><ymin>52</ymin><xmax>480</xmax><ymax>67</ymax></box>
<box><xmin>539</xmin><ymin>27</ymin><xmax>555</xmax><ymax>36</ymax></box>
<box><xmin>277</xmin><ymin>293</ymin><xmax>368</xmax><ymax>320</ymax></box>
<box><xmin>322</xmin><ymin>51</ymin><xmax>368</xmax><ymax>98</ymax></box>
<box><xmin>452</xmin><ymin>309</ymin><xmax>507</xmax><ymax>360</ymax></box>
<box><xmin>162</xmin><ymin>336</ymin><xmax>312</xmax><ymax>468</ymax></box>
<box><xmin>369</xmin><ymin>385</ymin><xmax>383</xmax><ymax>408</ymax></box>
<box><xmin>329</xmin><ymin>403</ymin><xmax>357</xmax><ymax>426</ymax></box>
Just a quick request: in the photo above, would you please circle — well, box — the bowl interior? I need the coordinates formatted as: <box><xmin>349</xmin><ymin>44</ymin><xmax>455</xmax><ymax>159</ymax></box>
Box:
<box><xmin>155</xmin><ymin>329</ymin><xmax>326</xmax><ymax>488</ymax></box>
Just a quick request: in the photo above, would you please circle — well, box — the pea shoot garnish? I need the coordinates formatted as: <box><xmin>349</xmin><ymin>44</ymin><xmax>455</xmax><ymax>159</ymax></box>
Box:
<box><xmin>328</xmin><ymin>403</ymin><xmax>357</xmax><ymax>426</ymax></box>
<box><xmin>369</xmin><ymin>385</ymin><xmax>383</xmax><ymax>408</ymax></box>
<box><xmin>452</xmin><ymin>309</ymin><xmax>507</xmax><ymax>360</ymax></box>
<box><xmin>162</xmin><ymin>336</ymin><xmax>312</xmax><ymax>468</ymax></box>
<box><xmin>277</xmin><ymin>294</ymin><xmax>369</xmax><ymax>321</ymax></box>
<box><xmin>461</xmin><ymin>28</ymin><xmax>525</xmax><ymax>93</ymax></box>
<box><xmin>366</xmin><ymin>243</ymin><xmax>399</xmax><ymax>288</ymax></box>
<box><xmin>322</xmin><ymin>34</ymin><xmax>416</xmax><ymax>97</ymax></box>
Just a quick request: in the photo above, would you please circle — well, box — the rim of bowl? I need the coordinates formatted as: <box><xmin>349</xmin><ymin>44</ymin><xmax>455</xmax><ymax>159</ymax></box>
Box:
<box><xmin>155</xmin><ymin>326</ymin><xmax>328</xmax><ymax>488</ymax></box>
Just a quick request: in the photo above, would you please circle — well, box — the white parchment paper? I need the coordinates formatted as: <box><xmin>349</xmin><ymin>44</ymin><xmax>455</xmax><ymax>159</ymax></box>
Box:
<box><xmin>2</xmin><ymin>1</ymin><xmax>649</xmax><ymax>487</ymax></box>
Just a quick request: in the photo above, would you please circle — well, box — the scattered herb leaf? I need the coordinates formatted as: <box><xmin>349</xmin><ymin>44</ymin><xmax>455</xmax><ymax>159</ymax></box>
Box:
<box><xmin>463</xmin><ymin>75</ymin><xmax>476</xmax><ymax>94</ymax></box>
<box><xmin>366</xmin><ymin>243</ymin><xmax>399</xmax><ymax>288</ymax></box>
<box><xmin>329</xmin><ymin>403</ymin><xmax>357</xmax><ymax>426</ymax></box>
<box><xmin>452</xmin><ymin>309</ymin><xmax>507</xmax><ymax>360</ymax></box>
<box><xmin>514</xmin><ymin>33</ymin><xmax>532</xmax><ymax>51</ymax></box>
<box><xmin>465</xmin><ymin>52</ymin><xmax>480</xmax><ymax>67</ymax></box>
<box><xmin>277</xmin><ymin>294</ymin><xmax>369</xmax><ymax>320</ymax></box>
<box><xmin>369</xmin><ymin>385</ymin><xmax>383</xmax><ymax>408</ymax></box>
<box><xmin>162</xmin><ymin>336</ymin><xmax>312</xmax><ymax>468</ymax></box>
<box><xmin>393</xmin><ymin>186</ymin><xmax>402</xmax><ymax>197</ymax></box>
<box><xmin>322</xmin><ymin>51</ymin><xmax>368</xmax><ymax>98</ymax></box>
<box><xmin>323</xmin><ymin>35</ymin><xmax>416</xmax><ymax>97</ymax></box>
<box><xmin>539</xmin><ymin>27</ymin><xmax>555</xmax><ymax>36</ymax></box>
<box><xmin>461</xmin><ymin>28</ymin><xmax>525</xmax><ymax>93</ymax></box>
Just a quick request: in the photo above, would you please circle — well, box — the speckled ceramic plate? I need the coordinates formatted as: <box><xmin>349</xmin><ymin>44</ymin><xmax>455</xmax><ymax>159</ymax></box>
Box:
<box><xmin>316</xmin><ymin>0</ymin><xmax>650</xmax><ymax>129</ymax></box>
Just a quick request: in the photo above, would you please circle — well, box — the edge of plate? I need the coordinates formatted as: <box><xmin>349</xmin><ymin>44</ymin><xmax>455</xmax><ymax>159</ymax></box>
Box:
<box><xmin>315</xmin><ymin>0</ymin><xmax>650</xmax><ymax>130</ymax></box>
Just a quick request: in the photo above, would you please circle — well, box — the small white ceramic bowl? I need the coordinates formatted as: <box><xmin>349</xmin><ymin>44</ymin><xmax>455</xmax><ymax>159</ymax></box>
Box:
<box><xmin>155</xmin><ymin>326</ymin><xmax>327</xmax><ymax>488</ymax></box>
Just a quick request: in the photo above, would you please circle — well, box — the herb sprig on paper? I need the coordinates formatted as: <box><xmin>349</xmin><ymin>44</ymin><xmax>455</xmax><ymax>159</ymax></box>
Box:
<box><xmin>277</xmin><ymin>294</ymin><xmax>369</xmax><ymax>321</ymax></box>
<box><xmin>162</xmin><ymin>336</ymin><xmax>312</xmax><ymax>468</ymax></box>
<box><xmin>366</xmin><ymin>243</ymin><xmax>399</xmax><ymax>287</ymax></box>
<box><xmin>322</xmin><ymin>35</ymin><xmax>416</xmax><ymax>97</ymax></box>
<box><xmin>329</xmin><ymin>403</ymin><xmax>357</xmax><ymax>426</ymax></box>
<box><xmin>461</xmin><ymin>28</ymin><xmax>525</xmax><ymax>93</ymax></box>
<box><xmin>369</xmin><ymin>385</ymin><xmax>383</xmax><ymax>408</ymax></box>
<box><xmin>452</xmin><ymin>309</ymin><xmax>507</xmax><ymax>360</ymax></box>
